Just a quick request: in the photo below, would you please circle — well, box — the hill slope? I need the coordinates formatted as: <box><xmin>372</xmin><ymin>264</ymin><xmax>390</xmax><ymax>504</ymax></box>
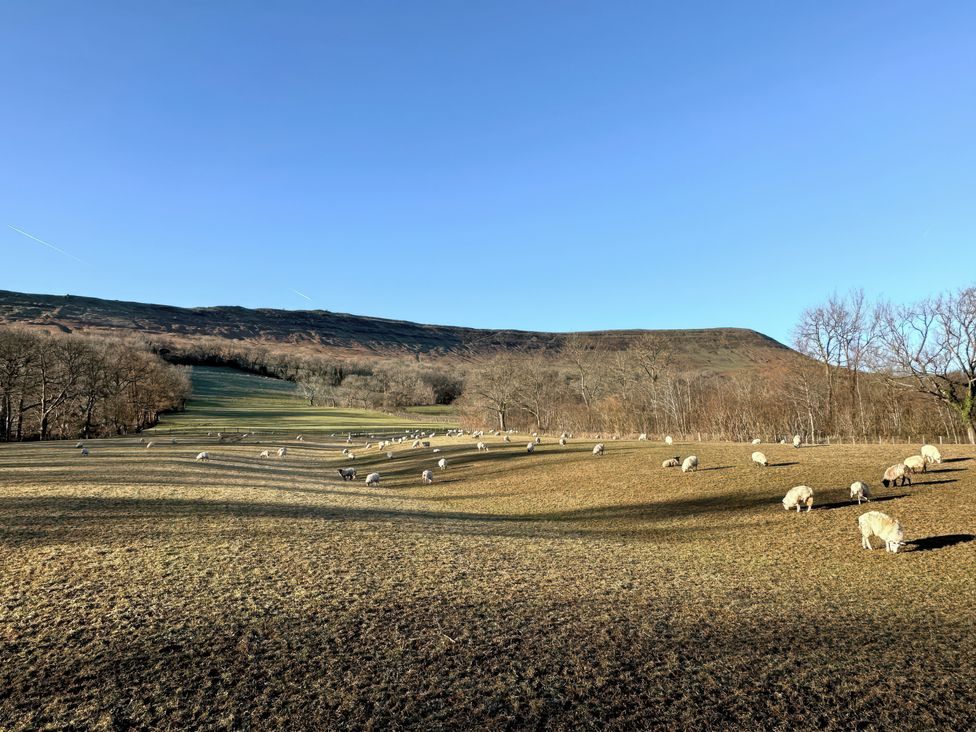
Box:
<box><xmin>0</xmin><ymin>289</ymin><xmax>801</xmax><ymax>372</ymax></box>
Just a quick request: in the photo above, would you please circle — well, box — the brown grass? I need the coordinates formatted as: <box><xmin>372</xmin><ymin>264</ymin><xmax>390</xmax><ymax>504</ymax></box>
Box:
<box><xmin>1</xmin><ymin>436</ymin><xmax>974</xmax><ymax>730</ymax></box>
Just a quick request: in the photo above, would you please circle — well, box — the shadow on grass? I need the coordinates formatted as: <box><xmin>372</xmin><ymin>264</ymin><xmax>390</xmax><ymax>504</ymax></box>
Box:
<box><xmin>769</xmin><ymin>462</ymin><xmax>799</xmax><ymax>468</ymax></box>
<box><xmin>926</xmin><ymin>468</ymin><xmax>967</xmax><ymax>474</ymax></box>
<box><xmin>907</xmin><ymin>534</ymin><xmax>975</xmax><ymax>552</ymax></box>
<box><xmin>816</xmin><ymin>495</ymin><xmax>908</xmax><ymax>511</ymax></box>
<box><xmin>943</xmin><ymin>457</ymin><xmax>972</xmax><ymax>464</ymax></box>
<box><xmin>910</xmin><ymin>479</ymin><xmax>958</xmax><ymax>487</ymax></box>
<box><xmin>698</xmin><ymin>466</ymin><xmax>735</xmax><ymax>472</ymax></box>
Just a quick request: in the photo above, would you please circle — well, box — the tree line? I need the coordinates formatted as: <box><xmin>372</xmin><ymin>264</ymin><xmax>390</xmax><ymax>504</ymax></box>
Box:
<box><xmin>0</xmin><ymin>327</ymin><xmax>190</xmax><ymax>441</ymax></box>
<box><xmin>458</xmin><ymin>285</ymin><xmax>976</xmax><ymax>444</ymax></box>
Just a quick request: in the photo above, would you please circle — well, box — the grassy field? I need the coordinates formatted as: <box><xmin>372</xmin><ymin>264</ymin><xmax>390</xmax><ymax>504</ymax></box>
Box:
<box><xmin>148</xmin><ymin>366</ymin><xmax>456</xmax><ymax>434</ymax></box>
<box><xmin>2</xmin><ymin>371</ymin><xmax>975</xmax><ymax>729</ymax></box>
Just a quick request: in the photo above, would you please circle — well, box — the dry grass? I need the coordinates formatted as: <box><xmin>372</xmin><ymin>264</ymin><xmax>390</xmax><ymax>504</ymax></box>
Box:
<box><xmin>2</xmin><ymin>433</ymin><xmax>974</xmax><ymax>730</ymax></box>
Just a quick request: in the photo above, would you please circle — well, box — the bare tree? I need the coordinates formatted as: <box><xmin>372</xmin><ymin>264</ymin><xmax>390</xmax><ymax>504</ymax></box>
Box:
<box><xmin>876</xmin><ymin>286</ymin><xmax>976</xmax><ymax>444</ymax></box>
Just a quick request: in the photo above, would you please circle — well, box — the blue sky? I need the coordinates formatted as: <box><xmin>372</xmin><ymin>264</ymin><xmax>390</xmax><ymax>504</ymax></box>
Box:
<box><xmin>1</xmin><ymin>1</ymin><xmax>973</xmax><ymax>343</ymax></box>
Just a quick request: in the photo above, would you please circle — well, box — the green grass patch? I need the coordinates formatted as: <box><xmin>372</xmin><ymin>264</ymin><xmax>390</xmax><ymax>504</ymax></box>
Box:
<box><xmin>150</xmin><ymin>366</ymin><xmax>457</xmax><ymax>434</ymax></box>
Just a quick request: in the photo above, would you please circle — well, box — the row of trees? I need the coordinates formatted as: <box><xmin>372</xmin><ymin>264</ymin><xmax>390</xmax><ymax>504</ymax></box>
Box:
<box><xmin>0</xmin><ymin>328</ymin><xmax>190</xmax><ymax>441</ymax></box>
<box><xmin>794</xmin><ymin>286</ymin><xmax>976</xmax><ymax>444</ymax></box>
<box><xmin>459</xmin><ymin>285</ymin><xmax>976</xmax><ymax>444</ymax></box>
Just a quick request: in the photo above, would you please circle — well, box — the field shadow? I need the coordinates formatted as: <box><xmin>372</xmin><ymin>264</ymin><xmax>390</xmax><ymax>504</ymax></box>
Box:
<box><xmin>769</xmin><ymin>462</ymin><xmax>799</xmax><ymax>468</ymax></box>
<box><xmin>907</xmin><ymin>534</ymin><xmax>975</xmax><ymax>552</ymax></box>
<box><xmin>699</xmin><ymin>466</ymin><xmax>735</xmax><ymax>472</ymax></box>
<box><xmin>926</xmin><ymin>467</ymin><xmax>967</xmax><ymax>474</ymax></box>
<box><xmin>943</xmin><ymin>457</ymin><xmax>972</xmax><ymax>464</ymax></box>
<box><xmin>911</xmin><ymin>479</ymin><xmax>958</xmax><ymax>487</ymax></box>
<box><xmin>817</xmin><ymin>495</ymin><xmax>908</xmax><ymax>511</ymax></box>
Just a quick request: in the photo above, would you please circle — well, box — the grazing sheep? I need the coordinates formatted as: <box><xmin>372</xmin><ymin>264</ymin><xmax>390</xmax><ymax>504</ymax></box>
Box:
<box><xmin>681</xmin><ymin>455</ymin><xmax>699</xmax><ymax>473</ymax></box>
<box><xmin>80</xmin><ymin>447</ymin><xmax>89</xmax><ymax>456</ymax></box>
<box><xmin>638</xmin><ymin>433</ymin><xmax>647</xmax><ymax>441</ymax></box>
<box><xmin>347</xmin><ymin>453</ymin><xmax>356</xmax><ymax>460</ymax></box>
<box><xmin>751</xmin><ymin>438</ymin><xmax>761</xmax><ymax>445</ymax></box>
<box><xmin>792</xmin><ymin>435</ymin><xmax>801</xmax><ymax>448</ymax></box>
<box><xmin>296</xmin><ymin>435</ymin><xmax>304</xmax><ymax>441</ymax></box>
<box><xmin>277</xmin><ymin>447</ymin><xmax>287</xmax><ymax>458</ymax></box>
<box><xmin>859</xmin><ymin>511</ymin><xmax>905</xmax><ymax>553</ymax></box>
<box><xmin>364</xmin><ymin>443</ymin><xmax>372</xmax><ymax>450</ymax></box>
<box><xmin>903</xmin><ymin>455</ymin><xmax>926</xmax><ymax>474</ymax></box>
<box><xmin>559</xmin><ymin>437</ymin><xmax>567</xmax><ymax>446</ymax></box>
<box><xmin>751</xmin><ymin>451</ymin><xmax>768</xmax><ymax>467</ymax></box>
<box><xmin>258</xmin><ymin>450</ymin><xmax>270</xmax><ymax>458</ymax></box>
<box><xmin>421</xmin><ymin>469</ymin><xmax>434</xmax><ymax>485</ymax></box>
<box><xmin>477</xmin><ymin>442</ymin><xmax>488</xmax><ymax>451</ymax></box>
<box><xmin>592</xmin><ymin>443</ymin><xmax>605</xmax><ymax>456</ymax></box>
<box><xmin>195</xmin><ymin>451</ymin><xmax>209</xmax><ymax>461</ymax></box>
<box><xmin>779</xmin><ymin>438</ymin><xmax>787</xmax><ymax>444</ymax></box>
<box><xmin>662</xmin><ymin>457</ymin><xmax>681</xmax><ymax>468</ymax></box>
<box><xmin>145</xmin><ymin>441</ymin><xmax>154</xmax><ymax>449</ymax></box>
<box><xmin>665</xmin><ymin>435</ymin><xmax>673</xmax><ymax>446</ymax></box>
<box><xmin>432</xmin><ymin>448</ymin><xmax>441</xmax><ymax>453</ymax></box>
<box><xmin>365</xmin><ymin>472</ymin><xmax>380</xmax><ymax>487</ymax></box>
<box><xmin>783</xmin><ymin>485</ymin><xmax>814</xmax><ymax>512</ymax></box>
<box><xmin>387</xmin><ymin>451</ymin><xmax>394</xmax><ymax>459</ymax></box>
<box><xmin>341</xmin><ymin>448</ymin><xmax>349</xmax><ymax>455</ymax></box>
<box><xmin>503</xmin><ymin>435</ymin><xmax>511</xmax><ymax>443</ymax></box>
<box><xmin>337</xmin><ymin>468</ymin><xmax>357</xmax><ymax>481</ymax></box>
<box><xmin>882</xmin><ymin>463</ymin><xmax>911</xmax><ymax>488</ymax></box>
<box><xmin>438</xmin><ymin>458</ymin><xmax>447</xmax><ymax>469</ymax></box>
<box><xmin>411</xmin><ymin>440</ymin><xmax>420</xmax><ymax>448</ymax></box>
<box><xmin>850</xmin><ymin>481</ymin><xmax>871</xmax><ymax>504</ymax></box>
<box><xmin>526</xmin><ymin>443</ymin><xmax>535</xmax><ymax>454</ymax></box>
<box><xmin>920</xmin><ymin>444</ymin><xmax>942</xmax><ymax>465</ymax></box>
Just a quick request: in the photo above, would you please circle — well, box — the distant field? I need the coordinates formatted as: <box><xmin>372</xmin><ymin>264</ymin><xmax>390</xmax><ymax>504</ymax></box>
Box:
<box><xmin>149</xmin><ymin>366</ymin><xmax>457</xmax><ymax>434</ymax></box>
<box><xmin>2</xmin><ymin>373</ymin><xmax>975</xmax><ymax>729</ymax></box>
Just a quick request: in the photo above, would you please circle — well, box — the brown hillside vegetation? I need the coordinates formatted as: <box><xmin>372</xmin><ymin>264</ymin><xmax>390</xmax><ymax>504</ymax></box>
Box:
<box><xmin>1</xmin><ymin>434</ymin><xmax>974</xmax><ymax>729</ymax></box>
<box><xmin>0</xmin><ymin>289</ymin><xmax>801</xmax><ymax>371</ymax></box>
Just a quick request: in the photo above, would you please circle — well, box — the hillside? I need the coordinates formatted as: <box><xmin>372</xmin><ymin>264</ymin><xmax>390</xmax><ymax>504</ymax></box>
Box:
<box><xmin>0</xmin><ymin>289</ymin><xmax>802</xmax><ymax>372</ymax></box>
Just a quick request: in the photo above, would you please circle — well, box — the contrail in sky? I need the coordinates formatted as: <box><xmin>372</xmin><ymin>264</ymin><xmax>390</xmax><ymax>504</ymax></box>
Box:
<box><xmin>289</xmin><ymin>288</ymin><xmax>313</xmax><ymax>301</ymax></box>
<box><xmin>7</xmin><ymin>225</ymin><xmax>86</xmax><ymax>263</ymax></box>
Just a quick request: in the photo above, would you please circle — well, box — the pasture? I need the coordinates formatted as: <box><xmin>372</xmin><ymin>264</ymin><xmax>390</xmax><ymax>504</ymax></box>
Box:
<box><xmin>1</xmin><ymin>373</ymin><xmax>975</xmax><ymax>729</ymax></box>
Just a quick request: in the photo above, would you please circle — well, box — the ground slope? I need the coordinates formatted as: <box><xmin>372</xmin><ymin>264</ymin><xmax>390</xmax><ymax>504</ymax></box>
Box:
<box><xmin>0</xmin><ymin>371</ymin><xmax>974</xmax><ymax>730</ymax></box>
<box><xmin>0</xmin><ymin>288</ymin><xmax>801</xmax><ymax>370</ymax></box>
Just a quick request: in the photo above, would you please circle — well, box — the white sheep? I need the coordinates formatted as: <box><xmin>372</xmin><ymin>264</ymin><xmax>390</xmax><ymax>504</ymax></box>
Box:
<box><xmin>920</xmin><ymin>444</ymin><xmax>942</xmax><ymax>465</ymax></box>
<box><xmin>477</xmin><ymin>442</ymin><xmax>488</xmax><ymax>451</ymax></box>
<box><xmin>526</xmin><ymin>443</ymin><xmax>535</xmax><ymax>454</ymax></box>
<box><xmin>783</xmin><ymin>485</ymin><xmax>814</xmax><ymax>512</ymax></box>
<box><xmin>365</xmin><ymin>472</ymin><xmax>380</xmax><ymax>486</ymax></box>
<box><xmin>145</xmin><ymin>441</ymin><xmax>154</xmax><ymax>449</ymax></box>
<box><xmin>534</xmin><ymin>436</ymin><xmax>541</xmax><ymax>445</ymax></box>
<box><xmin>387</xmin><ymin>451</ymin><xmax>394</xmax><ymax>459</ymax></box>
<box><xmin>751</xmin><ymin>438</ymin><xmax>761</xmax><ymax>445</ymax></box>
<box><xmin>882</xmin><ymin>463</ymin><xmax>911</xmax><ymax>488</ymax></box>
<box><xmin>859</xmin><ymin>511</ymin><xmax>905</xmax><ymax>553</ymax></box>
<box><xmin>751</xmin><ymin>451</ymin><xmax>768</xmax><ymax>467</ymax></box>
<box><xmin>258</xmin><ymin>450</ymin><xmax>270</xmax><ymax>458</ymax></box>
<box><xmin>421</xmin><ymin>469</ymin><xmax>434</xmax><ymax>485</ymax></box>
<box><xmin>80</xmin><ymin>447</ymin><xmax>89</xmax><ymax>456</ymax></box>
<box><xmin>850</xmin><ymin>481</ymin><xmax>870</xmax><ymax>504</ymax></box>
<box><xmin>503</xmin><ymin>435</ymin><xmax>511</xmax><ymax>443</ymax></box>
<box><xmin>296</xmin><ymin>435</ymin><xmax>304</xmax><ymax>441</ymax></box>
<box><xmin>662</xmin><ymin>457</ymin><xmax>680</xmax><ymax>468</ymax></box>
<box><xmin>665</xmin><ymin>435</ymin><xmax>673</xmax><ymax>446</ymax></box>
<box><xmin>792</xmin><ymin>435</ymin><xmax>801</xmax><ymax>448</ymax></box>
<box><xmin>638</xmin><ymin>433</ymin><xmax>647</xmax><ymax>441</ymax></box>
<box><xmin>592</xmin><ymin>443</ymin><xmax>605</xmax><ymax>456</ymax></box>
<box><xmin>681</xmin><ymin>455</ymin><xmax>699</xmax><ymax>473</ymax></box>
<box><xmin>903</xmin><ymin>455</ymin><xmax>926</xmax><ymax>474</ymax></box>
<box><xmin>559</xmin><ymin>437</ymin><xmax>567</xmax><ymax>446</ymax></box>
<box><xmin>277</xmin><ymin>447</ymin><xmax>287</xmax><ymax>458</ymax></box>
<box><xmin>195</xmin><ymin>451</ymin><xmax>209</xmax><ymax>461</ymax></box>
<box><xmin>411</xmin><ymin>440</ymin><xmax>420</xmax><ymax>448</ymax></box>
<box><xmin>437</xmin><ymin>458</ymin><xmax>447</xmax><ymax>469</ymax></box>
<box><xmin>337</xmin><ymin>468</ymin><xmax>357</xmax><ymax>481</ymax></box>
<box><xmin>347</xmin><ymin>453</ymin><xmax>356</xmax><ymax>460</ymax></box>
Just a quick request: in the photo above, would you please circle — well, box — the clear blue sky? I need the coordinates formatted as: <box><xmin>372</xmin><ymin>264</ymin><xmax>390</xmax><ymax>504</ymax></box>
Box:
<box><xmin>2</xmin><ymin>2</ymin><xmax>973</xmax><ymax>343</ymax></box>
